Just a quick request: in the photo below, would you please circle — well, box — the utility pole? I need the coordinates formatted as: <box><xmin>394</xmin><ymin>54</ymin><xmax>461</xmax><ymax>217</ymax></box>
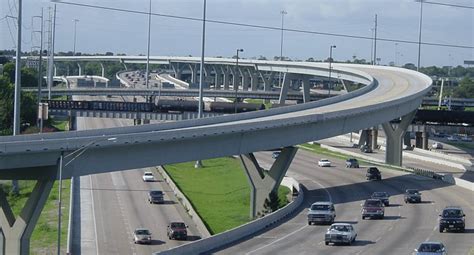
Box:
<box><xmin>13</xmin><ymin>0</ymin><xmax>23</xmax><ymax>136</ymax></box>
<box><xmin>373</xmin><ymin>14</ymin><xmax>378</xmax><ymax>66</ymax></box>
<box><xmin>279</xmin><ymin>10</ymin><xmax>287</xmax><ymax>87</ymax></box>
<box><xmin>72</xmin><ymin>19</ymin><xmax>79</xmax><ymax>55</ymax></box>
<box><xmin>195</xmin><ymin>0</ymin><xmax>207</xmax><ymax>169</ymax></box>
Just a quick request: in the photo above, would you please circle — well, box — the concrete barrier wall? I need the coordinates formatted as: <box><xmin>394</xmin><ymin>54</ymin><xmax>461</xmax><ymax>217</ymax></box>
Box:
<box><xmin>156</xmin><ymin>179</ymin><xmax>304</xmax><ymax>255</ymax></box>
<box><xmin>156</xmin><ymin>166</ymin><xmax>211</xmax><ymax>238</ymax></box>
<box><xmin>412</xmin><ymin>148</ymin><xmax>472</xmax><ymax>166</ymax></box>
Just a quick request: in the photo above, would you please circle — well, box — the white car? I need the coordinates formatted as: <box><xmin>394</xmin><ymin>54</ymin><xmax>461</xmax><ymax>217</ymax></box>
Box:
<box><xmin>325</xmin><ymin>223</ymin><xmax>357</xmax><ymax>245</ymax></box>
<box><xmin>447</xmin><ymin>136</ymin><xmax>458</xmax><ymax>141</ymax></box>
<box><xmin>142</xmin><ymin>172</ymin><xmax>155</xmax><ymax>182</ymax></box>
<box><xmin>431</xmin><ymin>142</ymin><xmax>443</xmax><ymax>149</ymax></box>
<box><xmin>318</xmin><ymin>159</ymin><xmax>331</xmax><ymax>167</ymax></box>
<box><xmin>461</xmin><ymin>136</ymin><xmax>472</xmax><ymax>142</ymax></box>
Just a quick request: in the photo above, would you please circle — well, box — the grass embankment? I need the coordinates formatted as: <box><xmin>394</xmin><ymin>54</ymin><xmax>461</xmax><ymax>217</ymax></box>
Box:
<box><xmin>446</xmin><ymin>142</ymin><xmax>474</xmax><ymax>150</ymax></box>
<box><xmin>244</xmin><ymin>99</ymin><xmax>273</xmax><ymax>109</ymax></box>
<box><xmin>1</xmin><ymin>180</ymin><xmax>70</xmax><ymax>254</ymax></box>
<box><xmin>165</xmin><ymin>157</ymin><xmax>290</xmax><ymax>235</ymax></box>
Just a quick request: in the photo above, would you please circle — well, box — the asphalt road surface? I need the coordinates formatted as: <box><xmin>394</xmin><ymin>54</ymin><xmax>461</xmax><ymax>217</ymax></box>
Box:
<box><xmin>215</xmin><ymin>149</ymin><xmax>474</xmax><ymax>255</ymax></box>
<box><xmin>72</xmin><ymin>100</ymin><xmax>201</xmax><ymax>255</ymax></box>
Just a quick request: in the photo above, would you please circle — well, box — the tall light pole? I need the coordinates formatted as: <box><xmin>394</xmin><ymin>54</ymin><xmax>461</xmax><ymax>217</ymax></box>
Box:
<box><xmin>235</xmin><ymin>48</ymin><xmax>244</xmax><ymax>114</ymax></box>
<box><xmin>198</xmin><ymin>0</ymin><xmax>207</xmax><ymax>119</ymax></box>
<box><xmin>145</xmin><ymin>0</ymin><xmax>152</xmax><ymax>90</ymax></box>
<box><xmin>373</xmin><ymin>14</ymin><xmax>378</xmax><ymax>66</ymax></box>
<box><xmin>57</xmin><ymin>137</ymin><xmax>117</xmax><ymax>254</ymax></box>
<box><xmin>279</xmin><ymin>10</ymin><xmax>287</xmax><ymax>87</ymax></box>
<box><xmin>72</xmin><ymin>19</ymin><xmax>79</xmax><ymax>55</ymax></box>
<box><xmin>47</xmin><ymin>4</ymin><xmax>57</xmax><ymax>100</ymax></box>
<box><xmin>395</xmin><ymin>42</ymin><xmax>399</xmax><ymax>66</ymax></box>
<box><xmin>33</xmin><ymin>9</ymin><xmax>44</xmax><ymax>129</ymax></box>
<box><xmin>416</xmin><ymin>0</ymin><xmax>424</xmax><ymax>71</ymax></box>
<box><xmin>328</xmin><ymin>45</ymin><xmax>336</xmax><ymax>95</ymax></box>
<box><xmin>13</xmin><ymin>0</ymin><xmax>23</xmax><ymax>136</ymax></box>
<box><xmin>195</xmin><ymin>0</ymin><xmax>207</xmax><ymax>169</ymax></box>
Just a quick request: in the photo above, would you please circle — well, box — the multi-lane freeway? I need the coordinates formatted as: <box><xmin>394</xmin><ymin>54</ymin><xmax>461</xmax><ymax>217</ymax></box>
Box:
<box><xmin>215</xmin><ymin>150</ymin><xmax>474</xmax><ymax>255</ymax></box>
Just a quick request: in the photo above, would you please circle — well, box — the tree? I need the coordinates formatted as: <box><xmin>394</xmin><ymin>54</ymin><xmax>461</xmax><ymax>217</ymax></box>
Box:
<box><xmin>263</xmin><ymin>190</ymin><xmax>280</xmax><ymax>214</ymax></box>
<box><xmin>453</xmin><ymin>77</ymin><xmax>474</xmax><ymax>98</ymax></box>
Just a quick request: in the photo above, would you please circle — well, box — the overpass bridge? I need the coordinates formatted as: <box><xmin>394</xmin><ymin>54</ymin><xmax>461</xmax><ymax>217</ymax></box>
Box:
<box><xmin>2</xmin><ymin>57</ymin><xmax>431</xmax><ymax>255</ymax></box>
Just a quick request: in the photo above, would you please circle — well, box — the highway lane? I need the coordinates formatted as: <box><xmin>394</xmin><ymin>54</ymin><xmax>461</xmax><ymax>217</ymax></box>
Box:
<box><xmin>74</xmin><ymin>98</ymin><xmax>201</xmax><ymax>254</ymax></box>
<box><xmin>215</xmin><ymin>149</ymin><xmax>474</xmax><ymax>255</ymax></box>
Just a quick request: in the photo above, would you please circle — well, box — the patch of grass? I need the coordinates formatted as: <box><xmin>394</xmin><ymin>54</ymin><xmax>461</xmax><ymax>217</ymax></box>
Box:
<box><xmin>1</xmin><ymin>179</ymin><xmax>71</xmax><ymax>254</ymax></box>
<box><xmin>244</xmin><ymin>99</ymin><xmax>272</xmax><ymax>109</ymax></box>
<box><xmin>49</xmin><ymin>118</ymin><xmax>69</xmax><ymax>131</ymax></box>
<box><xmin>446</xmin><ymin>142</ymin><xmax>474</xmax><ymax>150</ymax></box>
<box><xmin>277</xmin><ymin>186</ymin><xmax>290</xmax><ymax>208</ymax></box>
<box><xmin>165</xmin><ymin>157</ymin><xmax>290</xmax><ymax>235</ymax></box>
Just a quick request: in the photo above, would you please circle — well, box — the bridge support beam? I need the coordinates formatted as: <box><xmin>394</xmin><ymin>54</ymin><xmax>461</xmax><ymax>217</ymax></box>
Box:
<box><xmin>371</xmin><ymin>126</ymin><xmax>378</xmax><ymax>151</ymax></box>
<box><xmin>238</xmin><ymin>68</ymin><xmax>249</xmax><ymax>91</ymax></box>
<box><xmin>279</xmin><ymin>73</ymin><xmax>292</xmax><ymax>104</ymax></box>
<box><xmin>382</xmin><ymin>111</ymin><xmax>416</xmax><ymax>166</ymax></box>
<box><xmin>239</xmin><ymin>146</ymin><xmax>298</xmax><ymax>219</ymax></box>
<box><xmin>221</xmin><ymin>67</ymin><xmax>230</xmax><ymax>90</ymax></box>
<box><xmin>301</xmin><ymin>75</ymin><xmax>311</xmax><ymax>103</ymax></box>
<box><xmin>0</xmin><ymin>178</ymin><xmax>54</xmax><ymax>255</ymax></box>
<box><xmin>100</xmin><ymin>63</ymin><xmax>105</xmax><ymax>78</ymax></box>
<box><xmin>170</xmin><ymin>62</ymin><xmax>183</xmax><ymax>80</ymax></box>
<box><xmin>189</xmin><ymin>64</ymin><xmax>198</xmax><ymax>84</ymax></box>
<box><xmin>77</xmin><ymin>63</ymin><xmax>82</xmax><ymax>76</ymax></box>
<box><xmin>248</xmin><ymin>70</ymin><xmax>258</xmax><ymax>91</ymax></box>
<box><xmin>213</xmin><ymin>66</ymin><xmax>222</xmax><ymax>90</ymax></box>
<box><xmin>53</xmin><ymin>64</ymin><xmax>57</xmax><ymax>77</ymax></box>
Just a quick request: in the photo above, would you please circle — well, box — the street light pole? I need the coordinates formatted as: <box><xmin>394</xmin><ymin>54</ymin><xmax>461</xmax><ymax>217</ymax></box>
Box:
<box><xmin>33</xmin><ymin>9</ymin><xmax>44</xmax><ymax>129</ymax></box>
<box><xmin>417</xmin><ymin>0</ymin><xmax>424</xmax><ymax>71</ymax></box>
<box><xmin>195</xmin><ymin>0</ymin><xmax>207</xmax><ymax>169</ymax></box>
<box><xmin>72</xmin><ymin>19</ymin><xmax>79</xmax><ymax>56</ymax></box>
<box><xmin>145</xmin><ymin>0</ymin><xmax>152</xmax><ymax>90</ymax></box>
<box><xmin>279</xmin><ymin>10</ymin><xmax>287</xmax><ymax>87</ymax></box>
<box><xmin>235</xmin><ymin>49</ymin><xmax>243</xmax><ymax>114</ymax></box>
<box><xmin>328</xmin><ymin>45</ymin><xmax>336</xmax><ymax>95</ymax></box>
<box><xmin>13</xmin><ymin>0</ymin><xmax>23</xmax><ymax>136</ymax></box>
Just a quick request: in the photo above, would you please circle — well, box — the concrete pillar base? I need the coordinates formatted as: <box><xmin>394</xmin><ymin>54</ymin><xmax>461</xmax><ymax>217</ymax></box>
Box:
<box><xmin>371</xmin><ymin>127</ymin><xmax>378</xmax><ymax>150</ymax></box>
<box><xmin>239</xmin><ymin>147</ymin><xmax>298</xmax><ymax>219</ymax></box>
<box><xmin>279</xmin><ymin>73</ymin><xmax>292</xmax><ymax>104</ymax></box>
<box><xmin>382</xmin><ymin>111</ymin><xmax>416</xmax><ymax>166</ymax></box>
<box><xmin>0</xmin><ymin>179</ymin><xmax>54</xmax><ymax>255</ymax></box>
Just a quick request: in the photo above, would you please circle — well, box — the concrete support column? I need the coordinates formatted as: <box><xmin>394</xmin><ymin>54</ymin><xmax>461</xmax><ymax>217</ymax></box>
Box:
<box><xmin>371</xmin><ymin>127</ymin><xmax>378</xmax><ymax>151</ymax></box>
<box><xmin>0</xmin><ymin>179</ymin><xmax>54</xmax><ymax>255</ymax></box>
<box><xmin>53</xmin><ymin>64</ymin><xmax>57</xmax><ymax>77</ymax></box>
<box><xmin>213</xmin><ymin>66</ymin><xmax>222</xmax><ymax>90</ymax></box>
<box><xmin>260</xmin><ymin>72</ymin><xmax>275</xmax><ymax>92</ymax></box>
<box><xmin>189</xmin><ymin>64</ymin><xmax>198</xmax><ymax>84</ymax></box>
<box><xmin>248</xmin><ymin>70</ymin><xmax>258</xmax><ymax>91</ymax></box>
<box><xmin>279</xmin><ymin>73</ymin><xmax>294</xmax><ymax>104</ymax></box>
<box><xmin>221</xmin><ymin>67</ymin><xmax>230</xmax><ymax>90</ymax></box>
<box><xmin>382</xmin><ymin>111</ymin><xmax>417</xmax><ymax>166</ymax></box>
<box><xmin>77</xmin><ymin>63</ymin><xmax>82</xmax><ymax>76</ymax></box>
<box><xmin>170</xmin><ymin>62</ymin><xmax>183</xmax><ymax>80</ymax></box>
<box><xmin>230</xmin><ymin>68</ymin><xmax>239</xmax><ymax>91</ymax></box>
<box><xmin>239</xmin><ymin>146</ymin><xmax>298</xmax><ymax>218</ymax></box>
<box><xmin>100</xmin><ymin>63</ymin><xmax>105</xmax><ymax>77</ymax></box>
<box><xmin>358</xmin><ymin>129</ymin><xmax>370</xmax><ymax>147</ymax></box>
<box><xmin>422</xmin><ymin>129</ymin><xmax>429</xmax><ymax>150</ymax></box>
<box><xmin>302</xmin><ymin>76</ymin><xmax>311</xmax><ymax>103</ymax></box>
<box><xmin>238</xmin><ymin>68</ymin><xmax>249</xmax><ymax>91</ymax></box>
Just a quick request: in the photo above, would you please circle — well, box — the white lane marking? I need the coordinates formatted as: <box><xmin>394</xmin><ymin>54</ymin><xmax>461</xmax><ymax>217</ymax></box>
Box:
<box><xmin>89</xmin><ymin>175</ymin><xmax>100</xmax><ymax>255</ymax></box>
<box><xmin>245</xmin><ymin>224</ymin><xmax>308</xmax><ymax>255</ymax></box>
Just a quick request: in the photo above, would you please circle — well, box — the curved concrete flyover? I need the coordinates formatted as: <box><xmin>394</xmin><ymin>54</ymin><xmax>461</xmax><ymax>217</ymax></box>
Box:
<box><xmin>0</xmin><ymin>58</ymin><xmax>431</xmax><ymax>179</ymax></box>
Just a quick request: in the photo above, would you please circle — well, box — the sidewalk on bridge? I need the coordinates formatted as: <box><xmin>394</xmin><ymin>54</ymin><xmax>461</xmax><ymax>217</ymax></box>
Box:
<box><xmin>316</xmin><ymin>136</ymin><xmax>474</xmax><ymax>184</ymax></box>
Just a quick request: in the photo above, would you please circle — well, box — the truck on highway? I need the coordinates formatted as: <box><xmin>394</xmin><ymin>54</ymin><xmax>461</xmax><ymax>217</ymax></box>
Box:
<box><xmin>307</xmin><ymin>201</ymin><xmax>336</xmax><ymax>225</ymax></box>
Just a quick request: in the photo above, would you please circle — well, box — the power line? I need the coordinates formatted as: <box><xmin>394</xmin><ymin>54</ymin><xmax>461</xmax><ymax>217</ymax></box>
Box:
<box><xmin>421</xmin><ymin>1</ymin><xmax>474</xmax><ymax>9</ymax></box>
<box><xmin>53</xmin><ymin>1</ymin><xmax>474</xmax><ymax>49</ymax></box>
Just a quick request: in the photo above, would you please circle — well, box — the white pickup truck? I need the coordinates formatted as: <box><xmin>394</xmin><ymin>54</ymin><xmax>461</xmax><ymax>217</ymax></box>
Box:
<box><xmin>307</xmin><ymin>201</ymin><xmax>336</xmax><ymax>225</ymax></box>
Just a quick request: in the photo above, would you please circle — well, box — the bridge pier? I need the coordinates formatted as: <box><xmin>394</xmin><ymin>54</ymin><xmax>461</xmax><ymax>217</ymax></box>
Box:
<box><xmin>238</xmin><ymin>68</ymin><xmax>249</xmax><ymax>91</ymax></box>
<box><xmin>221</xmin><ymin>66</ymin><xmax>230</xmax><ymax>90</ymax></box>
<box><xmin>382</xmin><ymin>111</ymin><xmax>416</xmax><ymax>166</ymax></box>
<box><xmin>301</xmin><ymin>75</ymin><xmax>311</xmax><ymax>103</ymax></box>
<box><xmin>239</xmin><ymin>146</ymin><xmax>298</xmax><ymax>219</ymax></box>
<box><xmin>371</xmin><ymin>126</ymin><xmax>378</xmax><ymax>151</ymax></box>
<box><xmin>53</xmin><ymin>64</ymin><xmax>57</xmax><ymax>77</ymax></box>
<box><xmin>279</xmin><ymin>73</ymin><xmax>293</xmax><ymax>104</ymax></box>
<box><xmin>0</xmin><ymin>177</ymin><xmax>55</xmax><ymax>255</ymax></box>
<box><xmin>213</xmin><ymin>66</ymin><xmax>222</xmax><ymax>90</ymax></box>
<box><xmin>248</xmin><ymin>70</ymin><xmax>258</xmax><ymax>91</ymax></box>
<box><xmin>100</xmin><ymin>63</ymin><xmax>105</xmax><ymax>78</ymax></box>
<box><xmin>189</xmin><ymin>64</ymin><xmax>198</xmax><ymax>84</ymax></box>
<box><xmin>170</xmin><ymin>62</ymin><xmax>184</xmax><ymax>80</ymax></box>
<box><xmin>77</xmin><ymin>63</ymin><xmax>82</xmax><ymax>76</ymax></box>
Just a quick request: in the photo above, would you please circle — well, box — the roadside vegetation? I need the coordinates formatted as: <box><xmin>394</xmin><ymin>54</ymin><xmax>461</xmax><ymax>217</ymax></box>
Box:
<box><xmin>165</xmin><ymin>157</ymin><xmax>290</xmax><ymax>235</ymax></box>
<box><xmin>1</xmin><ymin>180</ymin><xmax>70</xmax><ymax>254</ymax></box>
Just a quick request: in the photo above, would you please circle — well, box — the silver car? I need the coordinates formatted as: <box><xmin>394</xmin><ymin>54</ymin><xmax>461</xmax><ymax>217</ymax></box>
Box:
<box><xmin>415</xmin><ymin>242</ymin><xmax>447</xmax><ymax>255</ymax></box>
<box><xmin>133</xmin><ymin>228</ymin><xmax>152</xmax><ymax>244</ymax></box>
<box><xmin>325</xmin><ymin>223</ymin><xmax>357</xmax><ymax>245</ymax></box>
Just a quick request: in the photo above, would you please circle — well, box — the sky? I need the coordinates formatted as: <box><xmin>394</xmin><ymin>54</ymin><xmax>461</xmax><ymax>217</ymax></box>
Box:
<box><xmin>1</xmin><ymin>0</ymin><xmax>473</xmax><ymax>67</ymax></box>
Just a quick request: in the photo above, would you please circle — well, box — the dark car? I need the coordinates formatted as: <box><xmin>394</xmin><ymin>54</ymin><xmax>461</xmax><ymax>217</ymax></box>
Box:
<box><xmin>167</xmin><ymin>222</ymin><xmax>188</xmax><ymax>240</ymax></box>
<box><xmin>148</xmin><ymin>190</ymin><xmax>164</xmax><ymax>204</ymax></box>
<box><xmin>362</xmin><ymin>199</ymin><xmax>384</xmax><ymax>219</ymax></box>
<box><xmin>404</xmin><ymin>189</ymin><xmax>422</xmax><ymax>203</ymax></box>
<box><xmin>366</xmin><ymin>167</ymin><xmax>381</xmax><ymax>181</ymax></box>
<box><xmin>439</xmin><ymin>206</ymin><xmax>465</xmax><ymax>232</ymax></box>
<box><xmin>371</xmin><ymin>192</ymin><xmax>389</xmax><ymax>206</ymax></box>
<box><xmin>345</xmin><ymin>158</ymin><xmax>359</xmax><ymax>168</ymax></box>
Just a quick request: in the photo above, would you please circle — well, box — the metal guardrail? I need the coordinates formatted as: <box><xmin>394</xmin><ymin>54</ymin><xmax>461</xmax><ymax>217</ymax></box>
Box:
<box><xmin>408</xmin><ymin>167</ymin><xmax>444</xmax><ymax>180</ymax></box>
